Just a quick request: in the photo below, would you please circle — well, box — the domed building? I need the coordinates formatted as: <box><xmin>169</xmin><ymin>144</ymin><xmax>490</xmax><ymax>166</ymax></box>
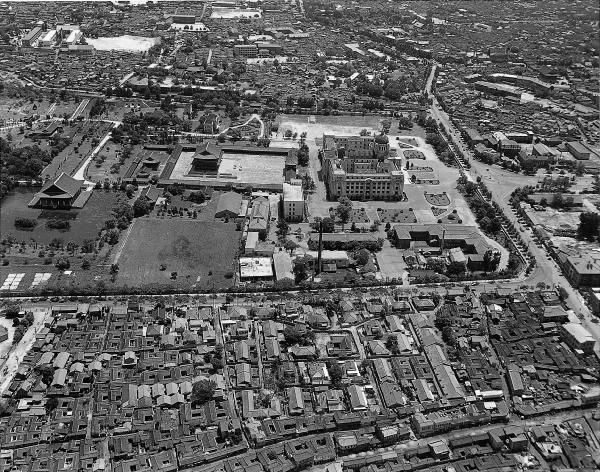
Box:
<box><xmin>374</xmin><ymin>133</ymin><xmax>390</xmax><ymax>158</ymax></box>
<box><xmin>320</xmin><ymin>132</ymin><xmax>404</xmax><ymax>201</ymax></box>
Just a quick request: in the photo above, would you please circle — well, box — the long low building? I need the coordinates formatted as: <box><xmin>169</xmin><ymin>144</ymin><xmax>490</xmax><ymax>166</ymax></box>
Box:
<box><xmin>391</xmin><ymin>223</ymin><xmax>492</xmax><ymax>269</ymax></box>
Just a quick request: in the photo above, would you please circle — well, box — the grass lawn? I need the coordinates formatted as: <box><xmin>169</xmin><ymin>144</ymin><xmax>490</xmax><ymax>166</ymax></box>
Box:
<box><xmin>329</xmin><ymin>207</ymin><xmax>370</xmax><ymax>224</ymax></box>
<box><xmin>403</xmin><ymin>150</ymin><xmax>426</xmax><ymax>159</ymax></box>
<box><xmin>377</xmin><ymin>208</ymin><xmax>417</xmax><ymax>224</ymax></box>
<box><xmin>115</xmin><ymin>218</ymin><xmax>241</xmax><ymax>290</ymax></box>
<box><xmin>424</xmin><ymin>192</ymin><xmax>450</xmax><ymax>206</ymax></box>
<box><xmin>439</xmin><ymin>211</ymin><xmax>462</xmax><ymax>224</ymax></box>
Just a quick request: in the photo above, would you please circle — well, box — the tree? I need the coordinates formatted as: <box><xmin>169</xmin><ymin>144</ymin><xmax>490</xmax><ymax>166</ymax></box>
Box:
<box><xmin>557</xmin><ymin>286</ymin><xmax>569</xmax><ymax>301</ymax></box>
<box><xmin>483</xmin><ymin>250</ymin><xmax>501</xmax><ymax>272</ymax></box>
<box><xmin>446</xmin><ymin>261</ymin><xmax>466</xmax><ymax>276</ymax></box>
<box><xmin>283</xmin><ymin>325</ymin><xmax>314</xmax><ymax>346</ymax></box>
<box><xmin>283</xmin><ymin>239</ymin><xmax>298</xmax><ymax>253</ymax></box>
<box><xmin>276</xmin><ymin>219</ymin><xmax>290</xmax><ymax>239</ymax></box>
<box><xmin>133</xmin><ymin>198</ymin><xmax>151</xmax><ymax>217</ymax></box>
<box><xmin>188</xmin><ymin>191</ymin><xmax>206</xmax><ymax>204</ymax></box>
<box><xmin>211</xmin><ymin>357</ymin><xmax>224</xmax><ymax>371</ymax></box>
<box><xmin>336</xmin><ymin>197</ymin><xmax>353</xmax><ymax>230</ymax></box>
<box><xmin>81</xmin><ymin>258</ymin><xmax>91</xmax><ymax>270</ymax></box>
<box><xmin>427</xmin><ymin>258</ymin><xmax>446</xmax><ymax>273</ymax></box>
<box><xmin>55</xmin><ymin>257</ymin><xmax>70</xmax><ymax>271</ymax></box>
<box><xmin>293</xmin><ymin>258</ymin><xmax>309</xmax><ymax>284</ymax></box>
<box><xmin>46</xmin><ymin>397</ymin><xmax>59</xmax><ymax>412</ymax></box>
<box><xmin>441</xmin><ymin>326</ymin><xmax>456</xmax><ymax>347</ymax></box>
<box><xmin>302</xmin><ymin>174</ymin><xmax>315</xmax><ymax>191</ymax></box>
<box><xmin>321</xmin><ymin>217</ymin><xmax>335</xmax><ymax>233</ymax></box>
<box><xmin>550</xmin><ymin>193</ymin><xmax>564</xmax><ymax>209</ymax></box>
<box><xmin>327</xmin><ymin>361</ymin><xmax>344</xmax><ymax>386</ymax></box>
<box><xmin>191</xmin><ymin>380</ymin><xmax>216</xmax><ymax>405</ymax></box>
<box><xmin>3</xmin><ymin>303</ymin><xmax>20</xmax><ymax>318</ymax></box>
<box><xmin>355</xmin><ymin>248</ymin><xmax>370</xmax><ymax>266</ymax></box>
<box><xmin>578</xmin><ymin>212</ymin><xmax>600</xmax><ymax>241</ymax></box>
<box><xmin>110</xmin><ymin>263</ymin><xmax>119</xmax><ymax>275</ymax></box>
<box><xmin>385</xmin><ymin>335</ymin><xmax>399</xmax><ymax>355</ymax></box>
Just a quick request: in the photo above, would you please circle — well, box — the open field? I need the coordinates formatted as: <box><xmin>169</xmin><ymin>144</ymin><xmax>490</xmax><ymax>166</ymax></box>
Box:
<box><xmin>87</xmin><ymin>35</ymin><xmax>160</xmax><ymax>52</ymax></box>
<box><xmin>85</xmin><ymin>141</ymin><xmax>129</xmax><ymax>181</ymax></box>
<box><xmin>378</xmin><ymin>208</ymin><xmax>417</xmax><ymax>224</ymax></box>
<box><xmin>114</xmin><ymin>218</ymin><xmax>241</xmax><ymax>290</ymax></box>
<box><xmin>0</xmin><ymin>188</ymin><xmax>119</xmax><ymax>245</ymax></box>
<box><xmin>526</xmin><ymin>207</ymin><xmax>582</xmax><ymax>233</ymax></box>
<box><xmin>0</xmin><ymin>97</ymin><xmax>78</xmax><ymax>125</ymax></box>
<box><xmin>210</xmin><ymin>8</ymin><xmax>262</xmax><ymax>18</ymax></box>
<box><xmin>274</xmin><ymin>114</ymin><xmax>423</xmax><ymax>144</ymax></box>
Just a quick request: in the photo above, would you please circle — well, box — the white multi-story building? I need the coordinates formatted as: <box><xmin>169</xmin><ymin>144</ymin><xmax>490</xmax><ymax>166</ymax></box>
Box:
<box><xmin>282</xmin><ymin>183</ymin><xmax>304</xmax><ymax>221</ymax></box>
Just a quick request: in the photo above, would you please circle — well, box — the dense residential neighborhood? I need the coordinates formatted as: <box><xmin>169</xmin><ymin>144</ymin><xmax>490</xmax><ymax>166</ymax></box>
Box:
<box><xmin>0</xmin><ymin>0</ymin><xmax>599</xmax><ymax>471</ymax></box>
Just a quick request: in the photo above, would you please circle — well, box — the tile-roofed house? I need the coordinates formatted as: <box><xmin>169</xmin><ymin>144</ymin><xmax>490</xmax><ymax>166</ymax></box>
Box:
<box><xmin>215</xmin><ymin>191</ymin><xmax>243</xmax><ymax>219</ymax></box>
<box><xmin>53</xmin><ymin>352</ymin><xmax>71</xmax><ymax>369</ymax></box>
<box><xmin>264</xmin><ymin>339</ymin><xmax>281</xmax><ymax>361</ymax></box>
<box><xmin>191</xmin><ymin>142</ymin><xmax>223</xmax><ymax>172</ymax></box>
<box><xmin>248</xmin><ymin>197</ymin><xmax>270</xmax><ymax>238</ymax></box>
<box><xmin>347</xmin><ymin>385</ymin><xmax>368</xmax><ymax>411</ymax></box>
<box><xmin>236</xmin><ymin>363</ymin><xmax>252</xmax><ymax>387</ymax></box>
<box><xmin>373</xmin><ymin>359</ymin><xmax>395</xmax><ymax>383</ymax></box>
<box><xmin>287</xmin><ymin>387</ymin><xmax>305</xmax><ymax>415</ymax></box>
<box><xmin>139</xmin><ymin>185</ymin><xmax>162</xmax><ymax>205</ymax></box>
<box><xmin>52</xmin><ymin>368</ymin><xmax>68</xmax><ymax>387</ymax></box>
<box><xmin>367</xmin><ymin>340</ymin><xmax>390</xmax><ymax>356</ymax></box>
<box><xmin>289</xmin><ymin>345</ymin><xmax>317</xmax><ymax>359</ymax></box>
<box><xmin>380</xmin><ymin>383</ymin><xmax>406</xmax><ymax>408</ymax></box>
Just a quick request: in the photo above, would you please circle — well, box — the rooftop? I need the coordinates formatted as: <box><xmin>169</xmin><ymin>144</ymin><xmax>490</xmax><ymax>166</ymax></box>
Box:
<box><xmin>239</xmin><ymin>257</ymin><xmax>273</xmax><ymax>279</ymax></box>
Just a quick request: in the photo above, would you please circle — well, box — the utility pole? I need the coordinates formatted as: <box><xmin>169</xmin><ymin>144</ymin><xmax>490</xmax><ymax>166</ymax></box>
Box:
<box><xmin>316</xmin><ymin>220</ymin><xmax>323</xmax><ymax>276</ymax></box>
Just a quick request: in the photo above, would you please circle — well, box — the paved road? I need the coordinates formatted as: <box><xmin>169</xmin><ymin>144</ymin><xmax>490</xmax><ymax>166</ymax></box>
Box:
<box><xmin>72</xmin><ymin>120</ymin><xmax>121</xmax><ymax>182</ymax></box>
<box><xmin>0</xmin><ymin>307</ymin><xmax>51</xmax><ymax>396</ymax></box>
<box><xmin>425</xmin><ymin>63</ymin><xmax>600</xmax><ymax>355</ymax></box>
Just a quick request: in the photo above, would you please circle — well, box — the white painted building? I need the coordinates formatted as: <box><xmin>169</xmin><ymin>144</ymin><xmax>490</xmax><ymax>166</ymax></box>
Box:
<box><xmin>39</xmin><ymin>30</ymin><xmax>57</xmax><ymax>47</ymax></box>
<box><xmin>282</xmin><ymin>183</ymin><xmax>304</xmax><ymax>222</ymax></box>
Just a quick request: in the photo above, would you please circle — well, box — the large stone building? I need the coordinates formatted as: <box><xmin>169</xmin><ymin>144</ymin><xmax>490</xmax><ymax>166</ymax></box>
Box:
<box><xmin>321</xmin><ymin>133</ymin><xmax>404</xmax><ymax>200</ymax></box>
<box><xmin>562</xmin><ymin>253</ymin><xmax>600</xmax><ymax>287</ymax></box>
